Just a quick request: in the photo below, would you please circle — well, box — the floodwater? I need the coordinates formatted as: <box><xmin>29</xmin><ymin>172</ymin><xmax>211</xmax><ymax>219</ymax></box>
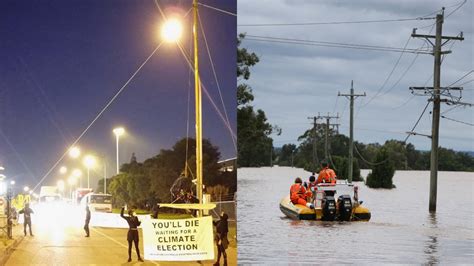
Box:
<box><xmin>237</xmin><ymin>167</ymin><xmax>474</xmax><ymax>264</ymax></box>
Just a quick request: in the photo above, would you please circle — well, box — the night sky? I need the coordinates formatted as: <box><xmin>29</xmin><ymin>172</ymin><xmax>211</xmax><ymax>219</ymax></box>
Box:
<box><xmin>0</xmin><ymin>0</ymin><xmax>236</xmax><ymax>191</ymax></box>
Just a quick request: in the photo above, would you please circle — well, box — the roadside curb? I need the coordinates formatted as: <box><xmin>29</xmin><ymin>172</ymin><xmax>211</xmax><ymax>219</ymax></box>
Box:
<box><xmin>0</xmin><ymin>235</ymin><xmax>25</xmax><ymax>265</ymax></box>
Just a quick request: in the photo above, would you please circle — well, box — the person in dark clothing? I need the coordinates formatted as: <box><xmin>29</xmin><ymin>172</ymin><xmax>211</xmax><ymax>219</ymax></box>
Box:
<box><xmin>120</xmin><ymin>207</ymin><xmax>143</xmax><ymax>262</ymax></box>
<box><xmin>151</xmin><ymin>204</ymin><xmax>160</xmax><ymax>219</ymax></box>
<box><xmin>19</xmin><ymin>203</ymin><xmax>34</xmax><ymax>236</ymax></box>
<box><xmin>84</xmin><ymin>206</ymin><xmax>91</xmax><ymax>237</ymax></box>
<box><xmin>213</xmin><ymin>212</ymin><xmax>229</xmax><ymax>266</ymax></box>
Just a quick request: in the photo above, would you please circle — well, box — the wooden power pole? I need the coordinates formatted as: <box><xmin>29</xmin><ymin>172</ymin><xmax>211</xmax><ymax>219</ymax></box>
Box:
<box><xmin>338</xmin><ymin>80</ymin><xmax>365</xmax><ymax>183</ymax></box>
<box><xmin>410</xmin><ymin>9</ymin><xmax>464</xmax><ymax>212</ymax></box>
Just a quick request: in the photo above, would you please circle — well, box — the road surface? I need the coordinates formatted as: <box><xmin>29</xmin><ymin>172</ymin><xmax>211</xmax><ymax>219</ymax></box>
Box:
<box><xmin>6</xmin><ymin>204</ymin><xmax>236</xmax><ymax>265</ymax></box>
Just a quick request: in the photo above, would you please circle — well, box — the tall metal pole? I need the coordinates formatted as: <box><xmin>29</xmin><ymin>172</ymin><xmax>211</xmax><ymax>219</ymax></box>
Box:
<box><xmin>104</xmin><ymin>160</ymin><xmax>107</xmax><ymax>194</ymax></box>
<box><xmin>116</xmin><ymin>135</ymin><xmax>120</xmax><ymax>175</ymax></box>
<box><xmin>429</xmin><ymin>13</ymin><xmax>443</xmax><ymax>213</ymax></box>
<box><xmin>193</xmin><ymin>0</ymin><xmax>203</xmax><ymax>216</ymax></box>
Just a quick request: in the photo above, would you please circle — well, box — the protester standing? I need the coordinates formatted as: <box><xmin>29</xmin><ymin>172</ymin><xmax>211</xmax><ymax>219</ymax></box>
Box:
<box><xmin>19</xmin><ymin>203</ymin><xmax>34</xmax><ymax>236</ymax></box>
<box><xmin>120</xmin><ymin>207</ymin><xmax>143</xmax><ymax>262</ymax></box>
<box><xmin>84</xmin><ymin>205</ymin><xmax>91</xmax><ymax>237</ymax></box>
<box><xmin>213</xmin><ymin>212</ymin><xmax>229</xmax><ymax>266</ymax></box>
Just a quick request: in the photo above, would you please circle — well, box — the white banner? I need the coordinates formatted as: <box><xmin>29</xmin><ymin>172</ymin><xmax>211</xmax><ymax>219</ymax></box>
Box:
<box><xmin>142</xmin><ymin>216</ymin><xmax>215</xmax><ymax>261</ymax></box>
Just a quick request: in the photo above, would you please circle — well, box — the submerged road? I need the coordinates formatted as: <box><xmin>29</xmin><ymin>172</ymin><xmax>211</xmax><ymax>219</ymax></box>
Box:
<box><xmin>6</xmin><ymin>204</ymin><xmax>236</xmax><ymax>265</ymax></box>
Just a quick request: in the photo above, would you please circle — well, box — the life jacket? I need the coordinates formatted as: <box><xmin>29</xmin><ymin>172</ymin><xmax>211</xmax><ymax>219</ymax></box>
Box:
<box><xmin>317</xmin><ymin>168</ymin><xmax>337</xmax><ymax>184</ymax></box>
<box><xmin>290</xmin><ymin>183</ymin><xmax>305</xmax><ymax>200</ymax></box>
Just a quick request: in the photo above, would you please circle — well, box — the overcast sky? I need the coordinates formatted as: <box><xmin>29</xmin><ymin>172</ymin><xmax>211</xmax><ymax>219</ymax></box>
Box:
<box><xmin>238</xmin><ymin>0</ymin><xmax>473</xmax><ymax>152</ymax></box>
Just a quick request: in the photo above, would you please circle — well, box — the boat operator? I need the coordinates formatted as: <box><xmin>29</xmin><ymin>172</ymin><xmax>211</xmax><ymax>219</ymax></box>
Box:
<box><xmin>290</xmin><ymin>177</ymin><xmax>314</xmax><ymax>209</ymax></box>
<box><xmin>316</xmin><ymin>161</ymin><xmax>337</xmax><ymax>185</ymax></box>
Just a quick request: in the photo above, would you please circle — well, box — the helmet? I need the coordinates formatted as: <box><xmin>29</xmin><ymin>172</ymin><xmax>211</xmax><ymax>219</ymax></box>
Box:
<box><xmin>309</xmin><ymin>176</ymin><xmax>315</xmax><ymax>182</ymax></box>
<box><xmin>295</xmin><ymin>177</ymin><xmax>302</xmax><ymax>184</ymax></box>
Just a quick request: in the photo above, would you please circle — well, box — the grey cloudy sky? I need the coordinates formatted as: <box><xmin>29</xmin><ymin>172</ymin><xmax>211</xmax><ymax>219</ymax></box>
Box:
<box><xmin>238</xmin><ymin>0</ymin><xmax>473</xmax><ymax>152</ymax></box>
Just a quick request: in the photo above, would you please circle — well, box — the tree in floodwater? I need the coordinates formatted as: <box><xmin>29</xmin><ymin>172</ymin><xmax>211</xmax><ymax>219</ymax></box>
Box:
<box><xmin>366</xmin><ymin>147</ymin><xmax>396</xmax><ymax>189</ymax></box>
<box><xmin>237</xmin><ymin>33</ymin><xmax>279</xmax><ymax>167</ymax></box>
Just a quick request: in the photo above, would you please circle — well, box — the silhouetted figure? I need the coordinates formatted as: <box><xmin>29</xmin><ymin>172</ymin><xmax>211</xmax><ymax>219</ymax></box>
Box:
<box><xmin>19</xmin><ymin>203</ymin><xmax>34</xmax><ymax>236</ymax></box>
<box><xmin>151</xmin><ymin>204</ymin><xmax>160</xmax><ymax>219</ymax></box>
<box><xmin>84</xmin><ymin>206</ymin><xmax>91</xmax><ymax>237</ymax></box>
<box><xmin>213</xmin><ymin>212</ymin><xmax>229</xmax><ymax>266</ymax></box>
<box><xmin>120</xmin><ymin>207</ymin><xmax>143</xmax><ymax>262</ymax></box>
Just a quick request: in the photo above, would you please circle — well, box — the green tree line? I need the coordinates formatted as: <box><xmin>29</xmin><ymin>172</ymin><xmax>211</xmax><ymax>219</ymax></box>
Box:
<box><xmin>97</xmin><ymin>138</ymin><xmax>236</xmax><ymax>209</ymax></box>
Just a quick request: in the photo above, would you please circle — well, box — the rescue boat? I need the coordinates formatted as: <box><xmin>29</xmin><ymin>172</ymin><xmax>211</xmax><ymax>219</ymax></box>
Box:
<box><xmin>279</xmin><ymin>181</ymin><xmax>371</xmax><ymax>221</ymax></box>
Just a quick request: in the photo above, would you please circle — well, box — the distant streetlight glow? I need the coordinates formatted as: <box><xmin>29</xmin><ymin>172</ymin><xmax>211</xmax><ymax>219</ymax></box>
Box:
<box><xmin>72</xmin><ymin>169</ymin><xmax>82</xmax><ymax>177</ymax></box>
<box><xmin>23</xmin><ymin>186</ymin><xmax>29</xmax><ymax>192</ymax></box>
<box><xmin>57</xmin><ymin>180</ymin><xmax>65</xmax><ymax>191</ymax></box>
<box><xmin>59</xmin><ymin>166</ymin><xmax>68</xmax><ymax>174</ymax></box>
<box><xmin>113</xmin><ymin>127</ymin><xmax>126</xmax><ymax>175</ymax></box>
<box><xmin>68</xmin><ymin>176</ymin><xmax>77</xmax><ymax>186</ymax></box>
<box><xmin>10</xmin><ymin>180</ymin><xmax>15</xmax><ymax>185</ymax></box>
<box><xmin>161</xmin><ymin>18</ymin><xmax>183</xmax><ymax>43</ymax></box>
<box><xmin>83</xmin><ymin>155</ymin><xmax>96</xmax><ymax>189</ymax></box>
<box><xmin>68</xmin><ymin>146</ymin><xmax>81</xmax><ymax>159</ymax></box>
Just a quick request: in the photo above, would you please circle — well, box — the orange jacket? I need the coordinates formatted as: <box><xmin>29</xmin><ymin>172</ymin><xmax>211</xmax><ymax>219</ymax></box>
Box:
<box><xmin>317</xmin><ymin>167</ymin><xmax>337</xmax><ymax>184</ymax></box>
<box><xmin>290</xmin><ymin>183</ymin><xmax>307</xmax><ymax>201</ymax></box>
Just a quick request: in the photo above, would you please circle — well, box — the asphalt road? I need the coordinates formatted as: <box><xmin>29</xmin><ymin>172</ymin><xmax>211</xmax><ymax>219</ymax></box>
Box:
<box><xmin>6</xmin><ymin>204</ymin><xmax>236</xmax><ymax>265</ymax></box>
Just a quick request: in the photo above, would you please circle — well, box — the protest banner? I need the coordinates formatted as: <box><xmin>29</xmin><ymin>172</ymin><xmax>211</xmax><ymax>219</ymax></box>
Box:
<box><xmin>142</xmin><ymin>216</ymin><xmax>215</xmax><ymax>261</ymax></box>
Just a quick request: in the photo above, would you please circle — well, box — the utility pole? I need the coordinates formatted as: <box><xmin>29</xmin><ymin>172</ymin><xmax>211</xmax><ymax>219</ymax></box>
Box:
<box><xmin>314</xmin><ymin>113</ymin><xmax>339</xmax><ymax>160</ymax></box>
<box><xmin>307</xmin><ymin>116</ymin><xmax>320</xmax><ymax>167</ymax></box>
<box><xmin>338</xmin><ymin>80</ymin><xmax>366</xmax><ymax>183</ymax></box>
<box><xmin>410</xmin><ymin>8</ymin><xmax>464</xmax><ymax>212</ymax></box>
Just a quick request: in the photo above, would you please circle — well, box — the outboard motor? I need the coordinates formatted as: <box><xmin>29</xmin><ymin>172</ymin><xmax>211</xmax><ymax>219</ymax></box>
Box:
<box><xmin>322</xmin><ymin>196</ymin><xmax>336</xmax><ymax>221</ymax></box>
<box><xmin>337</xmin><ymin>195</ymin><xmax>353</xmax><ymax>221</ymax></box>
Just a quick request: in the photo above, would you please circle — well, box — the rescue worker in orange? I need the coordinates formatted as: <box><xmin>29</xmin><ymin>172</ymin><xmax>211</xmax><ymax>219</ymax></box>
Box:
<box><xmin>290</xmin><ymin>177</ymin><xmax>314</xmax><ymax>209</ymax></box>
<box><xmin>316</xmin><ymin>161</ymin><xmax>337</xmax><ymax>185</ymax></box>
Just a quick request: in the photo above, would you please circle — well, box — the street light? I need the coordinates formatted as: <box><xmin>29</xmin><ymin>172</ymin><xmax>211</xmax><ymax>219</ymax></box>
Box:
<box><xmin>10</xmin><ymin>180</ymin><xmax>15</xmax><ymax>185</ymax></box>
<box><xmin>113</xmin><ymin>127</ymin><xmax>125</xmax><ymax>175</ymax></box>
<box><xmin>83</xmin><ymin>155</ymin><xmax>96</xmax><ymax>189</ymax></box>
<box><xmin>23</xmin><ymin>186</ymin><xmax>29</xmax><ymax>193</ymax></box>
<box><xmin>72</xmin><ymin>168</ymin><xmax>83</xmax><ymax>187</ymax></box>
<box><xmin>68</xmin><ymin>146</ymin><xmax>81</xmax><ymax>159</ymax></box>
<box><xmin>59</xmin><ymin>166</ymin><xmax>68</xmax><ymax>174</ymax></box>
<box><xmin>162</xmin><ymin>18</ymin><xmax>183</xmax><ymax>43</ymax></box>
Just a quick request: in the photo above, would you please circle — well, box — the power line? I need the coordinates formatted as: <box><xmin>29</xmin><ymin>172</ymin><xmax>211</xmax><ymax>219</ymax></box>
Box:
<box><xmin>446</xmin><ymin>70</ymin><xmax>474</xmax><ymax>87</ymax></box>
<box><xmin>244</xmin><ymin>35</ymin><xmax>432</xmax><ymax>54</ymax></box>
<box><xmin>198</xmin><ymin>10</ymin><xmax>236</xmax><ymax>151</ymax></box>
<box><xmin>404</xmin><ymin>101</ymin><xmax>431</xmax><ymax>143</ymax></box>
<box><xmin>446</xmin><ymin>0</ymin><xmax>467</xmax><ymax>18</ymax></box>
<box><xmin>441</xmin><ymin>115</ymin><xmax>474</xmax><ymax>126</ymax></box>
<box><xmin>32</xmin><ymin>42</ymin><xmax>165</xmax><ymax>191</ymax></box>
<box><xmin>238</xmin><ymin>17</ymin><xmax>434</xmax><ymax>27</ymax></box>
<box><xmin>198</xmin><ymin>3</ymin><xmax>236</xmax><ymax>17</ymax></box>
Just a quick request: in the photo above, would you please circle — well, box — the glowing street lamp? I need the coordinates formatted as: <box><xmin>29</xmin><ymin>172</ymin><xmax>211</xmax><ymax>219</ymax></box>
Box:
<box><xmin>59</xmin><ymin>166</ymin><xmax>68</xmax><ymax>174</ymax></box>
<box><xmin>83</xmin><ymin>155</ymin><xmax>96</xmax><ymax>189</ymax></box>
<box><xmin>68</xmin><ymin>146</ymin><xmax>81</xmax><ymax>159</ymax></box>
<box><xmin>113</xmin><ymin>127</ymin><xmax>125</xmax><ymax>175</ymax></box>
<box><xmin>10</xmin><ymin>180</ymin><xmax>15</xmax><ymax>185</ymax></box>
<box><xmin>161</xmin><ymin>18</ymin><xmax>183</xmax><ymax>43</ymax></box>
<box><xmin>23</xmin><ymin>186</ymin><xmax>29</xmax><ymax>193</ymax></box>
<box><xmin>72</xmin><ymin>168</ymin><xmax>83</xmax><ymax>187</ymax></box>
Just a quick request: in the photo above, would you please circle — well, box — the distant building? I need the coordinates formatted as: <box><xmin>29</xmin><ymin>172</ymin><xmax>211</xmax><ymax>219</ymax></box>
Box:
<box><xmin>218</xmin><ymin>157</ymin><xmax>236</xmax><ymax>172</ymax></box>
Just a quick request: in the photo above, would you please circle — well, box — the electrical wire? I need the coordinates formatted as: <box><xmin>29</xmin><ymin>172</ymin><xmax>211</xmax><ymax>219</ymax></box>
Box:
<box><xmin>446</xmin><ymin>0</ymin><xmax>467</xmax><ymax>18</ymax></box>
<box><xmin>32</xmin><ymin>42</ymin><xmax>165</xmax><ymax>191</ymax></box>
<box><xmin>244</xmin><ymin>35</ymin><xmax>432</xmax><ymax>54</ymax></box>
<box><xmin>198</xmin><ymin>2</ymin><xmax>236</xmax><ymax>17</ymax></box>
<box><xmin>441</xmin><ymin>115</ymin><xmax>474</xmax><ymax>126</ymax></box>
<box><xmin>354</xmin><ymin>143</ymin><xmax>390</xmax><ymax>166</ymax></box>
<box><xmin>239</xmin><ymin>17</ymin><xmax>434</xmax><ymax>27</ymax></box>
<box><xmin>198</xmin><ymin>10</ymin><xmax>236</xmax><ymax>149</ymax></box>
<box><xmin>446</xmin><ymin>70</ymin><xmax>474</xmax><ymax>87</ymax></box>
<box><xmin>403</xmin><ymin>101</ymin><xmax>431</xmax><ymax>143</ymax></box>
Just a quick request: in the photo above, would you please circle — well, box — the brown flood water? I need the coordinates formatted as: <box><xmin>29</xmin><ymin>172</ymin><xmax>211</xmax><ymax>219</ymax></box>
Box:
<box><xmin>237</xmin><ymin>167</ymin><xmax>474</xmax><ymax>264</ymax></box>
